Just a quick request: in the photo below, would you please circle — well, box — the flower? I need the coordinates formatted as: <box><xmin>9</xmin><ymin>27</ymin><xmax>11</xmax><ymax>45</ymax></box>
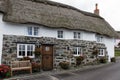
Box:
<box><xmin>0</xmin><ymin>64</ymin><xmax>11</xmax><ymax>78</ymax></box>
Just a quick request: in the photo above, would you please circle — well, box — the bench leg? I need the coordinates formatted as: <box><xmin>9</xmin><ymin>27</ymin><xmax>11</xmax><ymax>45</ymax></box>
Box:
<box><xmin>30</xmin><ymin>68</ymin><xmax>32</xmax><ymax>74</ymax></box>
<box><xmin>11</xmin><ymin>71</ymin><xmax>13</xmax><ymax>76</ymax></box>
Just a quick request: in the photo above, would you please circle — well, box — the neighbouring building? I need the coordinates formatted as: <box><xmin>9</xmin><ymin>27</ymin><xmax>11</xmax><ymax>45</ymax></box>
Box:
<box><xmin>115</xmin><ymin>31</ymin><xmax>120</xmax><ymax>47</ymax></box>
<box><xmin>0</xmin><ymin>0</ymin><xmax>118</xmax><ymax>70</ymax></box>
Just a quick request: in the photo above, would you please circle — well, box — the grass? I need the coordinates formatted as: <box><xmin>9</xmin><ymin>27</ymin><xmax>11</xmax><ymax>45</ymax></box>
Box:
<box><xmin>115</xmin><ymin>50</ymin><xmax>120</xmax><ymax>56</ymax></box>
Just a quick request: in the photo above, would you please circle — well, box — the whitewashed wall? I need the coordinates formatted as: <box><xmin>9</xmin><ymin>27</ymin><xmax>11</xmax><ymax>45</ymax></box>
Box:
<box><xmin>103</xmin><ymin>37</ymin><xmax>115</xmax><ymax>61</ymax></box>
<box><xmin>0</xmin><ymin>14</ymin><xmax>3</xmax><ymax>64</ymax></box>
<box><xmin>0</xmin><ymin>14</ymin><xmax>115</xmax><ymax>64</ymax></box>
<box><xmin>82</xmin><ymin>31</ymin><xmax>96</xmax><ymax>41</ymax></box>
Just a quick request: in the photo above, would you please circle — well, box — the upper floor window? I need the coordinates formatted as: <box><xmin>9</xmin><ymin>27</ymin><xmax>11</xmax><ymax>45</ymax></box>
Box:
<box><xmin>57</xmin><ymin>31</ymin><xmax>63</xmax><ymax>38</ymax></box>
<box><xmin>98</xmin><ymin>49</ymin><xmax>105</xmax><ymax>56</ymax></box>
<box><xmin>28</xmin><ymin>27</ymin><xmax>39</xmax><ymax>36</ymax></box>
<box><xmin>73</xmin><ymin>47</ymin><xmax>83</xmax><ymax>56</ymax></box>
<box><xmin>96</xmin><ymin>35</ymin><xmax>103</xmax><ymax>42</ymax></box>
<box><xmin>74</xmin><ymin>32</ymin><xmax>81</xmax><ymax>39</ymax></box>
<box><xmin>17</xmin><ymin>44</ymin><xmax>35</xmax><ymax>58</ymax></box>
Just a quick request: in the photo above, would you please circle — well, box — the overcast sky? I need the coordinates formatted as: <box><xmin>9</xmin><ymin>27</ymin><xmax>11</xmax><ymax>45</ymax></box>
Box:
<box><xmin>50</xmin><ymin>0</ymin><xmax>120</xmax><ymax>31</ymax></box>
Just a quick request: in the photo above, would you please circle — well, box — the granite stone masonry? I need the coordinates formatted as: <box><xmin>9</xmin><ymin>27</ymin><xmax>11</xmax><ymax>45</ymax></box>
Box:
<box><xmin>2</xmin><ymin>35</ymin><xmax>106</xmax><ymax>68</ymax></box>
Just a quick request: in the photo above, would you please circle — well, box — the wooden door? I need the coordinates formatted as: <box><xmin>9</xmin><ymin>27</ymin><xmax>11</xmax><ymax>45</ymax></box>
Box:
<box><xmin>42</xmin><ymin>45</ymin><xmax>53</xmax><ymax>70</ymax></box>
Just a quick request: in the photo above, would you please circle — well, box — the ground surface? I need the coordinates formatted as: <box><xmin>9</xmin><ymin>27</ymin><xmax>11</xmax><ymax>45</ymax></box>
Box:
<box><xmin>9</xmin><ymin>59</ymin><xmax>120</xmax><ymax>80</ymax></box>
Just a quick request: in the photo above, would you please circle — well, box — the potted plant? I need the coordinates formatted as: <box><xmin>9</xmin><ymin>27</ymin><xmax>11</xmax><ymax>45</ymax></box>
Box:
<box><xmin>21</xmin><ymin>56</ymin><xmax>32</xmax><ymax>62</ymax></box>
<box><xmin>92</xmin><ymin>46</ymin><xmax>99</xmax><ymax>59</ymax></box>
<box><xmin>76</xmin><ymin>56</ymin><xmax>84</xmax><ymax>66</ymax></box>
<box><xmin>59</xmin><ymin>61</ymin><xmax>70</xmax><ymax>69</ymax></box>
<box><xmin>34</xmin><ymin>51</ymin><xmax>41</xmax><ymax>56</ymax></box>
<box><xmin>32</xmin><ymin>62</ymin><xmax>41</xmax><ymax>72</ymax></box>
<box><xmin>111</xmin><ymin>57</ymin><xmax>116</xmax><ymax>62</ymax></box>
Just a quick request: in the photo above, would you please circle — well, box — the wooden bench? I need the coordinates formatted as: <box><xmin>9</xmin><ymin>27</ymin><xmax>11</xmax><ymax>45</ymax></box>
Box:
<box><xmin>10</xmin><ymin>60</ymin><xmax>32</xmax><ymax>76</ymax></box>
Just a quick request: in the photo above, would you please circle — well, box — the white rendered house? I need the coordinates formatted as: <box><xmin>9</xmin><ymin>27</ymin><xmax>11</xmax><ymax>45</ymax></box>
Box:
<box><xmin>0</xmin><ymin>0</ymin><xmax>117</xmax><ymax>70</ymax></box>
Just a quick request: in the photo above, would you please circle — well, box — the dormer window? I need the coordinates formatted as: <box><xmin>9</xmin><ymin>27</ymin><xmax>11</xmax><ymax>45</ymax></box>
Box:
<box><xmin>96</xmin><ymin>35</ymin><xmax>103</xmax><ymax>42</ymax></box>
<box><xmin>28</xmin><ymin>27</ymin><xmax>39</xmax><ymax>36</ymax></box>
<box><xmin>57</xmin><ymin>30</ymin><xmax>63</xmax><ymax>38</ymax></box>
<box><xmin>74</xmin><ymin>32</ymin><xmax>81</xmax><ymax>39</ymax></box>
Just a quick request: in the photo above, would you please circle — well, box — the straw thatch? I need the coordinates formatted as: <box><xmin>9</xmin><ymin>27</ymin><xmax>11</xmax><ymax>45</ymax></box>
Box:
<box><xmin>116</xmin><ymin>31</ymin><xmax>120</xmax><ymax>39</ymax></box>
<box><xmin>0</xmin><ymin>0</ymin><xmax>118</xmax><ymax>37</ymax></box>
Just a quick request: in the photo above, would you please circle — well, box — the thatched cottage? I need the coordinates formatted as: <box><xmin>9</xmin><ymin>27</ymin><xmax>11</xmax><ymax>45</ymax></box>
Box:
<box><xmin>0</xmin><ymin>0</ymin><xmax>117</xmax><ymax>70</ymax></box>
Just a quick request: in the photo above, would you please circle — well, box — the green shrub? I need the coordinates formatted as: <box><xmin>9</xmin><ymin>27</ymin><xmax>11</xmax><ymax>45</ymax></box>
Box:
<box><xmin>21</xmin><ymin>57</ymin><xmax>32</xmax><ymax>62</ymax></box>
<box><xmin>76</xmin><ymin>56</ymin><xmax>84</xmax><ymax>66</ymax></box>
<box><xmin>99</xmin><ymin>57</ymin><xmax>107</xmax><ymax>63</ymax></box>
<box><xmin>32</xmin><ymin>62</ymin><xmax>41</xmax><ymax>72</ymax></box>
<box><xmin>59</xmin><ymin>61</ymin><xmax>69</xmax><ymax>69</ymax></box>
<box><xmin>111</xmin><ymin>57</ymin><xmax>116</xmax><ymax>62</ymax></box>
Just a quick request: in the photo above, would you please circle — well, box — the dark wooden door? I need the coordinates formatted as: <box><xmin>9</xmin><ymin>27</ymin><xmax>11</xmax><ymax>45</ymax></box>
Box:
<box><xmin>42</xmin><ymin>45</ymin><xmax>53</xmax><ymax>71</ymax></box>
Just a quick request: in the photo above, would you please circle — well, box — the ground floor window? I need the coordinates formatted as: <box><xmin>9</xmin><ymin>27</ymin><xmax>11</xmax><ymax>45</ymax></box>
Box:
<box><xmin>98</xmin><ymin>49</ymin><xmax>105</xmax><ymax>56</ymax></box>
<box><xmin>73</xmin><ymin>47</ymin><xmax>82</xmax><ymax>56</ymax></box>
<box><xmin>17</xmin><ymin>44</ymin><xmax>35</xmax><ymax>58</ymax></box>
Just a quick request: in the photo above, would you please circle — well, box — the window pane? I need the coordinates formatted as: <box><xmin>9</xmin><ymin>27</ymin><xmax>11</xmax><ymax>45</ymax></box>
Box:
<box><xmin>27</xmin><ymin>45</ymin><xmax>34</xmax><ymax>57</ymax></box>
<box><xmin>78</xmin><ymin>33</ymin><xmax>81</xmax><ymax>39</ymax></box>
<box><xmin>34</xmin><ymin>27</ymin><xmax>39</xmax><ymax>35</ymax></box>
<box><xmin>19</xmin><ymin>51</ymin><xmax>22</xmax><ymax>56</ymax></box>
<box><xmin>74</xmin><ymin>32</ymin><xmax>77</xmax><ymax>38</ymax></box>
<box><xmin>28</xmin><ymin>27</ymin><xmax>32</xmax><ymax>35</ymax></box>
<box><xmin>73</xmin><ymin>47</ymin><xmax>77</xmax><ymax>55</ymax></box>
<box><xmin>22</xmin><ymin>51</ymin><xmax>25</xmax><ymax>56</ymax></box>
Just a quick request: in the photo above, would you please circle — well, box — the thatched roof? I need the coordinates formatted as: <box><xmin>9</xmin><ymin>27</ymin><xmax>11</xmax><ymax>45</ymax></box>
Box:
<box><xmin>0</xmin><ymin>0</ymin><xmax>118</xmax><ymax>37</ymax></box>
<box><xmin>116</xmin><ymin>31</ymin><xmax>120</xmax><ymax>39</ymax></box>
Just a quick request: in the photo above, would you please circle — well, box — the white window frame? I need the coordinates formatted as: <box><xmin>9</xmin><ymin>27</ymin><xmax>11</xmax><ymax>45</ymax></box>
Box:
<box><xmin>98</xmin><ymin>49</ymin><xmax>105</xmax><ymax>56</ymax></box>
<box><xmin>57</xmin><ymin>30</ymin><xmax>64</xmax><ymax>38</ymax></box>
<box><xmin>96</xmin><ymin>35</ymin><xmax>103</xmax><ymax>43</ymax></box>
<box><xmin>73</xmin><ymin>47</ymin><xmax>83</xmax><ymax>56</ymax></box>
<box><xmin>74</xmin><ymin>32</ymin><xmax>81</xmax><ymax>39</ymax></box>
<box><xmin>28</xmin><ymin>27</ymin><xmax>39</xmax><ymax>36</ymax></box>
<box><xmin>17</xmin><ymin>44</ymin><xmax>35</xmax><ymax>58</ymax></box>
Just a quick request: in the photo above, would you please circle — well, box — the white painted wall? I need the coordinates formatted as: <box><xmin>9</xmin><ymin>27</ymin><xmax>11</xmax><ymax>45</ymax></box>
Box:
<box><xmin>103</xmin><ymin>37</ymin><xmax>115</xmax><ymax>61</ymax></box>
<box><xmin>82</xmin><ymin>31</ymin><xmax>96</xmax><ymax>41</ymax></box>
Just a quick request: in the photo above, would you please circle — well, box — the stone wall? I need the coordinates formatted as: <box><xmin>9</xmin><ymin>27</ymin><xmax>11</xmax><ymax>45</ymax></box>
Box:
<box><xmin>2</xmin><ymin>35</ymin><xmax>106</xmax><ymax>67</ymax></box>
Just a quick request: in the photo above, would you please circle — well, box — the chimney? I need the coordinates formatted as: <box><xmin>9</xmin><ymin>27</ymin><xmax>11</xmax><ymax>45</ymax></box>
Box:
<box><xmin>94</xmin><ymin>3</ymin><xmax>99</xmax><ymax>15</ymax></box>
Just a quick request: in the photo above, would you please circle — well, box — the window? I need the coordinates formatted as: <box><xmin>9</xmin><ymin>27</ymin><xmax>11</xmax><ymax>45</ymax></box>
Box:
<box><xmin>74</xmin><ymin>32</ymin><xmax>81</xmax><ymax>39</ymax></box>
<box><xmin>17</xmin><ymin>44</ymin><xmax>35</xmax><ymax>58</ymax></box>
<box><xmin>57</xmin><ymin>31</ymin><xmax>63</xmax><ymax>38</ymax></box>
<box><xmin>73</xmin><ymin>47</ymin><xmax>82</xmax><ymax>56</ymax></box>
<box><xmin>96</xmin><ymin>35</ymin><xmax>103</xmax><ymax>42</ymax></box>
<box><xmin>28</xmin><ymin>27</ymin><xmax>39</xmax><ymax>36</ymax></box>
<box><xmin>98</xmin><ymin>49</ymin><xmax>105</xmax><ymax>56</ymax></box>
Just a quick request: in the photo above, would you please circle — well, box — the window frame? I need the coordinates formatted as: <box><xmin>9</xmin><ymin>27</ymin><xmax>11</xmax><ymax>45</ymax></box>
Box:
<box><xmin>17</xmin><ymin>44</ymin><xmax>35</xmax><ymax>58</ymax></box>
<box><xmin>96</xmin><ymin>35</ymin><xmax>103</xmax><ymax>43</ymax></box>
<box><xmin>73</xmin><ymin>47</ymin><xmax>83</xmax><ymax>56</ymax></box>
<box><xmin>73</xmin><ymin>32</ymin><xmax>81</xmax><ymax>39</ymax></box>
<box><xmin>98</xmin><ymin>49</ymin><xmax>105</xmax><ymax>56</ymax></box>
<box><xmin>27</xmin><ymin>27</ymin><xmax>39</xmax><ymax>36</ymax></box>
<box><xmin>57</xmin><ymin>30</ymin><xmax>64</xmax><ymax>39</ymax></box>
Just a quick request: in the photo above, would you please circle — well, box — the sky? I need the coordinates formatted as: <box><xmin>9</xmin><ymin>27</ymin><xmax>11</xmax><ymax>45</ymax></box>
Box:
<box><xmin>50</xmin><ymin>0</ymin><xmax>120</xmax><ymax>31</ymax></box>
